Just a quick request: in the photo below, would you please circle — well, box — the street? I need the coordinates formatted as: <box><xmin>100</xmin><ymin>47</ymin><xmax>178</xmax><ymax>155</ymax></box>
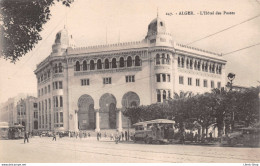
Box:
<box><xmin>0</xmin><ymin>137</ymin><xmax>260</xmax><ymax>163</ymax></box>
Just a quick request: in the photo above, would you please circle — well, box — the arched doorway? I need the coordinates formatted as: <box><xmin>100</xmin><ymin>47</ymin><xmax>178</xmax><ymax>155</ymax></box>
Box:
<box><xmin>122</xmin><ymin>91</ymin><xmax>140</xmax><ymax>108</ymax></box>
<box><xmin>99</xmin><ymin>93</ymin><xmax>117</xmax><ymax>129</ymax></box>
<box><xmin>78</xmin><ymin>94</ymin><xmax>95</xmax><ymax>130</ymax></box>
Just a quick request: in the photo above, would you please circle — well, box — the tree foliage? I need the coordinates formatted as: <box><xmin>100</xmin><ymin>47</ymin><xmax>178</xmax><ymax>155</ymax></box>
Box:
<box><xmin>0</xmin><ymin>0</ymin><xmax>73</xmax><ymax>63</ymax></box>
<box><xmin>123</xmin><ymin>87</ymin><xmax>260</xmax><ymax>137</ymax></box>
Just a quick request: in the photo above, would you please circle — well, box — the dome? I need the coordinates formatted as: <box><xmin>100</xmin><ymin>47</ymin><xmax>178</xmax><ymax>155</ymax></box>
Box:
<box><xmin>147</xmin><ymin>17</ymin><xmax>166</xmax><ymax>36</ymax></box>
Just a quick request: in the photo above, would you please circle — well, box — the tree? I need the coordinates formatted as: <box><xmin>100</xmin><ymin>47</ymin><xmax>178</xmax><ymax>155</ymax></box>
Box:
<box><xmin>0</xmin><ymin>0</ymin><xmax>73</xmax><ymax>63</ymax></box>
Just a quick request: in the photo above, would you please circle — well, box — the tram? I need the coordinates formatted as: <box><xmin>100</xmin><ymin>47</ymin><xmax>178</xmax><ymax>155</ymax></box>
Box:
<box><xmin>132</xmin><ymin>119</ymin><xmax>175</xmax><ymax>144</ymax></box>
<box><xmin>8</xmin><ymin>124</ymin><xmax>25</xmax><ymax>139</ymax></box>
<box><xmin>0</xmin><ymin>122</ymin><xmax>9</xmax><ymax>139</ymax></box>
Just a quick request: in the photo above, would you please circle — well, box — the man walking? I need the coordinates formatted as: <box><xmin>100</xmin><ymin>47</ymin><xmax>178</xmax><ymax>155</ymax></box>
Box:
<box><xmin>24</xmin><ymin>131</ymin><xmax>29</xmax><ymax>144</ymax></box>
<box><xmin>125</xmin><ymin>131</ymin><xmax>128</xmax><ymax>141</ymax></box>
<box><xmin>52</xmin><ymin>132</ymin><xmax>56</xmax><ymax>141</ymax></box>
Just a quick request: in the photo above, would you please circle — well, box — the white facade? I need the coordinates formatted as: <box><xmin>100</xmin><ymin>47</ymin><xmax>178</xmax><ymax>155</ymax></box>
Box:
<box><xmin>34</xmin><ymin>16</ymin><xmax>226</xmax><ymax>132</ymax></box>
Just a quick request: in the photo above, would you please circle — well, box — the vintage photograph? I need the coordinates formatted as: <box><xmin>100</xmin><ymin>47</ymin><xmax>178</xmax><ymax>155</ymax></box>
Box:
<box><xmin>0</xmin><ymin>0</ymin><xmax>259</xmax><ymax>164</ymax></box>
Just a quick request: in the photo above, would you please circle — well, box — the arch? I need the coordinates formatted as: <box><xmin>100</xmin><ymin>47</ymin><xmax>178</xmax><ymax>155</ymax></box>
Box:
<box><xmin>178</xmin><ymin>57</ymin><xmax>180</xmax><ymax>66</ymax></box>
<box><xmin>97</xmin><ymin>59</ymin><xmax>102</xmax><ymax>70</ymax></box>
<box><xmin>90</xmin><ymin>60</ymin><xmax>95</xmax><ymax>70</ymax></box>
<box><xmin>194</xmin><ymin>60</ymin><xmax>197</xmax><ymax>69</ymax></box>
<box><xmin>162</xmin><ymin>53</ymin><xmax>166</xmax><ymax>64</ymax></box>
<box><xmin>83</xmin><ymin>60</ymin><xmax>87</xmax><ymax>71</ymax></box>
<box><xmin>78</xmin><ymin>94</ymin><xmax>95</xmax><ymax>130</ymax></box>
<box><xmin>112</xmin><ymin>58</ymin><xmax>117</xmax><ymax>68</ymax></box>
<box><xmin>75</xmin><ymin>61</ymin><xmax>80</xmax><ymax>71</ymax></box>
<box><xmin>121</xmin><ymin>91</ymin><xmax>140</xmax><ymax>108</ymax></box>
<box><xmin>198</xmin><ymin>61</ymin><xmax>201</xmax><ymax>70</ymax></box>
<box><xmin>156</xmin><ymin>54</ymin><xmax>160</xmax><ymax>65</ymax></box>
<box><xmin>104</xmin><ymin>58</ymin><xmax>109</xmax><ymax>69</ymax></box>
<box><xmin>181</xmin><ymin>57</ymin><xmax>184</xmax><ymax>67</ymax></box>
<box><xmin>166</xmin><ymin>54</ymin><xmax>170</xmax><ymax>64</ymax></box>
<box><xmin>99</xmin><ymin>93</ymin><xmax>117</xmax><ymax>129</ymax></box>
<box><xmin>55</xmin><ymin>63</ymin><xmax>58</xmax><ymax>73</ymax></box>
<box><xmin>119</xmin><ymin>57</ymin><xmax>124</xmax><ymax>67</ymax></box>
<box><xmin>135</xmin><ymin>56</ymin><xmax>141</xmax><ymax>66</ymax></box>
<box><xmin>186</xmin><ymin>59</ymin><xmax>189</xmax><ymax>68</ymax></box>
<box><xmin>127</xmin><ymin>56</ymin><xmax>132</xmax><ymax>67</ymax></box>
<box><xmin>190</xmin><ymin>59</ymin><xmax>193</xmax><ymax>68</ymax></box>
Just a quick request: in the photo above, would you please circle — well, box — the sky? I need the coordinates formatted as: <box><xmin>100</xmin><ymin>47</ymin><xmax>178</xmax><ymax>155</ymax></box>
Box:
<box><xmin>0</xmin><ymin>0</ymin><xmax>259</xmax><ymax>103</ymax></box>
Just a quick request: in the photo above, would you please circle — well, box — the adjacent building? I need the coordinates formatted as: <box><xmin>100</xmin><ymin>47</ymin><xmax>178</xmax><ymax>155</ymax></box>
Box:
<box><xmin>34</xmin><ymin>15</ymin><xmax>226</xmax><ymax>132</ymax></box>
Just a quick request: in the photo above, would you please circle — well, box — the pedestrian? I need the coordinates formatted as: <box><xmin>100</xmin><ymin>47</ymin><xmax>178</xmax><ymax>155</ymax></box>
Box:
<box><xmin>97</xmin><ymin>132</ymin><xmax>100</xmax><ymax>141</ymax></box>
<box><xmin>52</xmin><ymin>132</ymin><xmax>56</xmax><ymax>141</ymax></box>
<box><xmin>110</xmin><ymin>133</ymin><xmax>114</xmax><ymax>140</ymax></box>
<box><xmin>24</xmin><ymin>131</ymin><xmax>29</xmax><ymax>144</ymax></box>
<box><xmin>209</xmin><ymin>132</ymin><xmax>213</xmax><ymax>142</ymax></box>
<box><xmin>99</xmin><ymin>132</ymin><xmax>102</xmax><ymax>140</ymax></box>
<box><xmin>121</xmin><ymin>132</ymin><xmax>124</xmax><ymax>141</ymax></box>
<box><xmin>125</xmin><ymin>131</ymin><xmax>128</xmax><ymax>141</ymax></box>
<box><xmin>104</xmin><ymin>132</ymin><xmax>107</xmax><ymax>138</ymax></box>
<box><xmin>88</xmin><ymin>133</ymin><xmax>91</xmax><ymax>137</ymax></box>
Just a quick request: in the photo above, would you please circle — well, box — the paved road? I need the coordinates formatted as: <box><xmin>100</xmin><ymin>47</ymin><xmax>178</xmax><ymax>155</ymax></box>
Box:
<box><xmin>0</xmin><ymin>137</ymin><xmax>259</xmax><ymax>163</ymax></box>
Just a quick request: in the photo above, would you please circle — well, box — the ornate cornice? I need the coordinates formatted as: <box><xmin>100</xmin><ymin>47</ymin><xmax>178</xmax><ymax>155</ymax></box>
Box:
<box><xmin>178</xmin><ymin>68</ymin><xmax>222</xmax><ymax>78</ymax></box>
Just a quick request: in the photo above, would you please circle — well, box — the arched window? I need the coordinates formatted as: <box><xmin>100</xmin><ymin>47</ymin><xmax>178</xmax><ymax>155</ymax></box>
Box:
<box><xmin>97</xmin><ymin>59</ymin><xmax>102</xmax><ymax>70</ymax></box>
<box><xmin>205</xmin><ymin>63</ymin><xmax>208</xmax><ymax>72</ymax></box>
<box><xmin>209</xmin><ymin>64</ymin><xmax>212</xmax><ymax>72</ymax></box>
<box><xmin>135</xmin><ymin>56</ymin><xmax>141</xmax><ymax>66</ymax></box>
<box><xmin>219</xmin><ymin>66</ymin><xmax>222</xmax><ymax>74</ymax></box>
<box><xmin>181</xmin><ymin>57</ymin><xmax>184</xmax><ymax>67</ymax></box>
<box><xmin>104</xmin><ymin>59</ymin><xmax>109</xmax><ymax>69</ymax></box>
<box><xmin>216</xmin><ymin>65</ymin><xmax>219</xmax><ymax>74</ymax></box>
<box><xmin>178</xmin><ymin>57</ymin><xmax>180</xmax><ymax>66</ymax></box>
<box><xmin>190</xmin><ymin>59</ymin><xmax>193</xmax><ymax>69</ymax></box>
<box><xmin>163</xmin><ymin>90</ymin><xmax>166</xmax><ymax>100</ymax></box>
<box><xmin>166</xmin><ymin>54</ymin><xmax>170</xmax><ymax>64</ymax></box>
<box><xmin>58</xmin><ymin>63</ymin><xmax>63</xmax><ymax>72</ymax></box>
<box><xmin>186</xmin><ymin>59</ymin><xmax>189</xmax><ymax>68</ymax></box>
<box><xmin>75</xmin><ymin>61</ymin><xmax>80</xmax><ymax>71</ymax></box>
<box><xmin>55</xmin><ymin>63</ymin><xmax>58</xmax><ymax>73</ymax></box>
<box><xmin>202</xmin><ymin>62</ymin><xmax>205</xmax><ymax>71</ymax></box>
<box><xmin>194</xmin><ymin>60</ymin><xmax>197</xmax><ymax>69</ymax></box>
<box><xmin>168</xmin><ymin>90</ymin><xmax>171</xmax><ymax>99</ymax></box>
<box><xmin>198</xmin><ymin>61</ymin><xmax>201</xmax><ymax>70</ymax></box>
<box><xmin>156</xmin><ymin>54</ymin><xmax>160</xmax><ymax>65</ymax></box>
<box><xmin>83</xmin><ymin>60</ymin><xmax>87</xmax><ymax>71</ymax></box>
<box><xmin>157</xmin><ymin>90</ymin><xmax>161</xmax><ymax>102</ymax></box>
<box><xmin>212</xmin><ymin>64</ymin><xmax>215</xmax><ymax>73</ymax></box>
<box><xmin>162</xmin><ymin>54</ymin><xmax>166</xmax><ymax>64</ymax></box>
<box><xmin>127</xmin><ymin>56</ymin><xmax>132</xmax><ymax>67</ymax></box>
<box><xmin>90</xmin><ymin>60</ymin><xmax>95</xmax><ymax>70</ymax></box>
<box><xmin>119</xmin><ymin>57</ymin><xmax>124</xmax><ymax>67</ymax></box>
<box><xmin>112</xmin><ymin>58</ymin><xmax>117</xmax><ymax>68</ymax></box>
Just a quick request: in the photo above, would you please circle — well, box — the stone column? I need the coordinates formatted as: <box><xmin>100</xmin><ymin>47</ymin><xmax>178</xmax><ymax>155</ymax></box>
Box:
<box><xmin>117</xmin><ymin>109</ymin><xmax>123</xmax><ymax>132</ymax></box>
<box><xmin>95</xmin><ymin>110</ymin><xmax>100</xmax><ymax>132</ymax></box>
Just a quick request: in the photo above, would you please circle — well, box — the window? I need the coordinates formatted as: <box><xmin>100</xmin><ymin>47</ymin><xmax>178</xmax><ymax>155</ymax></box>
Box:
<box><xmin>162</xmin><ymin>74</ymin><xmax>166</xmax><ymax>82</ymax></box>
<box><xmin>211</xmin><ymin>81</ymin><xmax>215</xmax><ymax>88</ymax></box>
<box><xmin>48</xmin><ymin>85</ymin><xmax>50</xmax><ymax>93</ymax></box>
<box><xmin>41</xmin><ymin>88</ymin><xmax>43</xmax><ymax>96</ymax></box>
<box><xmin>217</xmin><ymin>82</ymin><xmax>221</xmax><ymax>88</ymax></box>
<box><xmin>54</xmin><ymin>63</ymin><xmax>58</xmax><ymax>73</ymax></box>
<box><xmin>178</xmin><ymin>57</ymin><xmax>180</xmax><ymax>67</ymax></box>
<box><xmin>126</xmin><ymin>75</ymin><xmax>135</xmax><ymax>83</ymax></box>
<box><xmin>33</xmin><ymin>103</ymin><xmax>37</xmax><ymax>108</ymax></box>
<box><xmin>90</xmin><ymin>60</ymin><xmax>95</xmax><ymax>70</ymax></box>
<box><xmin>49</xmin><ymin>99</ymin><xmax>51</xmax><ymax>109</ymax></box>
<box><xmin>204</xmin><ymin>80</ymin><xmax>208</xmax><ymax>87</ymax></box>
<box><xmin>156</xmin><ymin>74</ymin><xmax>160</xmax><ymax>82</ymax></box>
<box><xmin>160</xmin><ymin>22</ymin><xmax>163</xmax><ymax>26</ymax></box>
<box><xmin>45</xmin><ymin>87</ymin><xmax>47</xmax><ymax>94</ymax></box>
<box><xmin>56</xmin><ymin>112</ymin><xmax>59</xmax><ymax>123</ymax></box>
<box><xmin>162</xmin><ymin>54</ymin><xmax>166</xmax><ymax>64</ymax></box>
<box><xmin>119</xmin><ymin>57</ymin><xmax>124</xmax><ymax>67</ymax></box>
<box><xmin>190</xmin><ymin>59</ymin><xmax>193</xmax><ymax>69</ymax></box>
<box><xmin>103</xmin><ymin>77</ymin><xmax>112</xmax><ymax>84</ymax></box>
<box><xmin>127</xmin><ymin>56</ymin><xmax>132</xmax><ymax>67</ymax></box>
<box><xmin>59</xmin><ymin>81</ymin><xmax>63</xmax><ymax>89</ymax></box>
<box><xmin>188</xmin><ymin>77</ymin><xmax>192</xmax><ymax>86</ymax></box>
<box><xmin>196</xmin><ymin>79</ymin><xmax>200</xmax><ymax>86</ymax></box>
<box><xmin>97</xmin><ymin>59</ymin><xmax>102</xmax><ymax>70</ymax></box>
<box><xmin>112</xmin><ymin>58</ymin><xmax>117</xmax><ymax>68</ymax></box>
<box><xmin>157</xmin><ymin>90</ymin><xmax>161</xmax><ymax>102</ymax></box>
<box><xmin>186</xmin><ymin>59</ymin><xmax>189</xmax><ymax>68</ymax></box>
<box><xmin>179</xmin><ymin>76</ymin><xmax>184</xmax><ymax>84</ymax></box>
<box><xmin>156</xmin><ymin>54</ymin><xmax>160</xmax><ymax>65</ymax></box>
<box><xmin>81</xmin><ymin>79</ymin><xmax>90</xmax><ymax>86</ymax></box>
<box><xmin>83</xmin><ymin>60</ymin><xmax>87</xmax><ymax>71</ymax></box>
<box><xmin>58</xmin><ymin>63</ymin><xmax>63</xmax><ymax>73</ymax></box>
<box><xmin>167</xmin><ymin>74</ymin><xmax>171</xmax><ymax>82</ymax></box>
<box><xmin>60</xmin><ymin>112</ymin><xmax>63</xmax><ymax>123</ymax></box>
<box><xmin>75</xmin><ymin>61</ymin><xmax>80</xmax><ymax>71</ymax></box>
<box><xmin>163</xmin><ymin>90</ymin><xmax>166</xmax><ymax>100</ymax></box>
<box><xmin>60</xmin><ymin>96</ymin><xmax>63</xmax><ymax>107</ymax></box>
<box><xmin>38</xmin><ymin>90</ymin><xmax>40</xmax><ymax>97</ymax></box>
<box><xmin>104</xmin><ymin>59</ymin><xmax>109</xmax><ymax>69</ymax></box>
<box><xmin>135</xmin><ymin>56</ymin><xmax>141</xmax><ymax>66</ymax></box>
<box><xmin>56</xmin><ymin>96</ymin><xmax>58</xmax><ymax>107</ymax></box>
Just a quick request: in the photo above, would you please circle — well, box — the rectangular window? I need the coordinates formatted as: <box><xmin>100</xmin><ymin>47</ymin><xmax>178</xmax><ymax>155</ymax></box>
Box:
<box><xmin>156</xmin><ymin>74</ymin><xmax>160</xmax><ymax>82</ymax></box>
<box><xmin>81</xmin><ymin>79</ymin><xmax>90</xmax><ymax>86</ymax></box>
<box><xmin>167</xmin><ymin>74</ymin><xmax>171</xmax><ymax>82</ymax></box>
<box><xmin>162</xmin><ymin>74</ymin><xmax>166</xmax><ymax>82</ymax></box>
<box><xmin>59</xmin><ymin>81</ymin><xmax>63</xmax><ymax>89</ymax></box>
<box><xmin>179</xmin><ymin>76</ymin><xmax>184</xmax><ymax>84</ymax></box>
<box><xmin>211</xmin><ymin>81</ymin><xmax>215</xmax><ymax>88</ymax></box>
<box><xmin>49</xmin><ymin>99</ymin><xmax>51</xmax><ymax>109</ymax></box>
<box><xmin>33</xmin><ymin>103</ymin><xmax>37</xmax><ymax>108</ymax></box>
<box><xmin>126</xmin><ymin>75</ymin><xmax>135</xmax><ymax>83</ymax></box>
<box><xmin>217</xmin><ymin>82</ymin><xmax>221</xmax><ymax>89</ymax></box>
<box><xmin>41</xmin><ymin>88</ymin><xmax>43</xmax><ymax>95</ymax></box>
<box><xmin>103</xmin><ymin>77</ymin><xmax>112</xmax><ymax>84</ymax></box>
<box><xmin>188</xmin><ymin>77</ymin><xmax>192</xmax><ymax>86</ymax></box>
<box><xmin>55</xmin><ymin>82</ymin><xmax>58</xmax><ymax>90</ymax></box>
<box><xmin>204</xmin><ymin>80</ymin><xmax>208</xmax><ymax>87</ymax></box>
<box><xmin>196</xmin><ymin>79</ymin><xmax>200</xmax><ymax>87</ymax></box>
<box><xmin>56</xmin><ymin>112</ymin><xmax>59</xmax><ymax>123</ymax></box>
<box><xmin>60</xmin><ymin>112</ymin><xmax>63</xmax><ymax>123</ymax></box>
<box><xmin>48</xmin><ymin>85</ymin><xmax>50</xmax><ymax>93</ymax></box>
<box><xmin>45</xmin><ymin>87</ymin><xmax>47</xmax><ymax>94</ymax></box>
